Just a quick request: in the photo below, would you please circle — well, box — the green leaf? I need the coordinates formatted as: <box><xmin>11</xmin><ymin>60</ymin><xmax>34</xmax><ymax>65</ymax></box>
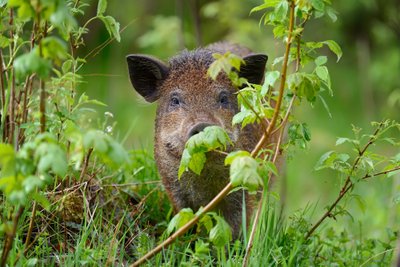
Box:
<box><xmin>0</xmin><ymin>35</ymin><xmax>10</xmax><ymax>48</ymax></box>
<box><xmin>194</xmin><ymin>240</ymin><xmax>210</xmax><ymax>256</ymax></box>
<box><xmin>250</xmin><ymin>0</ymin><xmax>280</xmax><ymax>13</ymax></box>
<box><xmin>315</xmin><ymin>66</ymin><xmax>329</xmax><ymax>82</ymax></box>
<box><xmin>41</xmin><ymin>37</ymin><xmax>67</xmax><ymax>61</ymax></box>
<box><xmin>22</xmin><ymin>175</ymin><xmax>45</xmax><ymax>193</ymax></box>
<box><xmin>97</xmin><ymin>0</ymin><xmax>107</xmax><ymax>15</ymax></box>
<box><xmin>14</xmin><ymin>50</ymin><xmax>52</xmax><ymax>79</ymax></box>
<box><xmin>336</xmin><ymin>137</ymin><xmax>350</xmax><ymax>146</ymax></box>
<box><xmin>274</xmin><ymin>0</ymin><xmax>288</xmax><ymax>22</ymax></box>
<box><xmin>35</xmin><ymin>143</ymin><xmax>67</xmax><ymax>176</ymax></box>
<box><xmin>0</xmin><ymin>144</ymin><xmax>16</xmax><ymax>177</ymax></box>
<box><xmin>225</xmin><ymin>151</ymin><xmax>250</xmax><ymax>165</ymax></box>
<box><xmin>83</xmin><ymin>130</ymin><xmax>108</xmax><ymax>152</ymax></box>
<box><xmin>31</xmin><ymin>191</ymin><xmax>51</xmax><ymax>210</ymax></box>
<box><xmin>167</xmin><ymin>208</ymin><xmax>195</xmax><ymax>235</ymax></box>
<box><xmin>394</xmin><ymin>194</ymin><xmax>400</xmax><ymax>204</ymax></box>
<box><xmin>315</xmin><ymin>151</ymin><xmax>335</xmax><ymax>170</ymax></box>
<box><xmin>326</xmin><ymin>7</ymin><xmax>338</xmax><ymax>22</ymax></box>
<box><xmin>99</xmin><ymin>15</ymin><xmax>121</xmax><ymax>42</ymax></box>
<box><xmin>261</xmin><ymin>71</ymin><xmax>280</xmax><ymax>96</ymax></box>
<box><xmin>323</xmin><ymin>40</ymin><xmax>342</xmax><ymax>62</ymax></box>
<box><xmin>315</xmin><ymin>56</ymin><xmax>327</xmax><ymax>66</ymax></box>
<box><xmin>209</xmin><ymin>214</ymin><xmax>232</xmax><ymax>247</ymax></box>
<box><xmin>179</xmin><ymin>126</ymin><xmax>231</xmax><ymax>178</ymax></box>
<box><xmin>228</xmin><ymin>154</ymin><xmax>262</xmax><ymax>193</ymax></box>
<box><xmin>310</xmin><ymin>0</ymin><xmax>325</xmax><ymax>11</ymax></box>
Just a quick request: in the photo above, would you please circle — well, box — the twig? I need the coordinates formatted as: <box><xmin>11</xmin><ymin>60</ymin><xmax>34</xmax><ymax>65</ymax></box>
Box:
<box><xmin>24</xmin><ymin>201</ymin><xmax>37</xmax><ymax>252</ymax></box>
<box><xmin>0</xmin><ymin>50</ymin><xmax>6</xmax><ymax>143</ymax></box>
<box><xmin>305</xmin><ymin>122</ymin><xmax>385</xmax><ymax>239</ymax></box>
<box><xmin>250</xmin><ymin>0</ymin><xmax>296</xmax><ymax>158</ymax></box>
<box><xmin>130</xmin><ymin>181</ymin><xmax>234</xmax><ymax>267</ymax></box>
<box><xmin>1</xmin><ymin>207</ymin><xmax>24</xmax><ymax>267</ymax></box>
<box><xmin>79</xmin><ymin>148</ymin><xmax>93</xmax><ymax>183</ymax></box>
<box><xmin>7</xmin><ymin>9</ymin><xmax>15</xmax><ymax>145</ymax></box>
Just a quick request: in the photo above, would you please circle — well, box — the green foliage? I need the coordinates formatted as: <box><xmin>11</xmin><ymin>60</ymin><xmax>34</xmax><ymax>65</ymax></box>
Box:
<box><xmin>225</xmin><ymin>151</ymin><xmax>263</xmax><ymax>193</ymax></box>
<box><xmin>178</xmin><ymin>126</ymin><xmax>231</xmax><ymax>178</ymax></box>
<box><xmin>208</xmin><ymin>212</ymin><xmax>232</xmax><ymax>247</ymax></box>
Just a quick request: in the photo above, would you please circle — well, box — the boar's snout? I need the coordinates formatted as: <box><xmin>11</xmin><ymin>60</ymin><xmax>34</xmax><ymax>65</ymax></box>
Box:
<box><xmin>187</xmin><ymin>123</ymin><xmax>214</xmax><ymax>139</ymax></box>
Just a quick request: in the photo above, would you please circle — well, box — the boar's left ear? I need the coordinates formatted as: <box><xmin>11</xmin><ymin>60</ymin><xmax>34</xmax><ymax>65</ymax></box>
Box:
<box><xmin>239</xmin><ymin>54</ymin><xmax>268</xmax><ymax>85</ymax></box>
<box><xmin>126</xmin><ymin>54</ymin><xmax>169</xmax><ymax>103</ymax></box>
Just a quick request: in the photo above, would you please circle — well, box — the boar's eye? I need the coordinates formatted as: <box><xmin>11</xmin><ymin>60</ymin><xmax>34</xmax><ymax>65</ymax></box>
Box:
<box><xmin>169</xmin><ymin>94</ymin><xmax>181</xmax><ymax>108</ymax></box>
<box><xmin>218</xmin><ymin>91</ymin><xmax>229</xmax><ymax>108</ymax></box>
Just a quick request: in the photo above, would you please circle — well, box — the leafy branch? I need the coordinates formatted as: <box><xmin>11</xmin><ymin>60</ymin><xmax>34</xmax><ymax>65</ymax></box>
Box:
<box><xmin>305</xmin><ymin>120</ymin><xmax>400</xmax><ymax>239</ymax></box>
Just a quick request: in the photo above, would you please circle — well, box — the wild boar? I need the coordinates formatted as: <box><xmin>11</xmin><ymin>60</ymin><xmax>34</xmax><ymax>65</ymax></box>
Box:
<box><xmin>126</xmin><ymin>42</ymin><xmax>268</xmax><ymax>238</ymax></box>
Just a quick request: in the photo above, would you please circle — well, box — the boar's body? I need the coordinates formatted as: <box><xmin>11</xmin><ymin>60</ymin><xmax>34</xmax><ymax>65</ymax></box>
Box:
<box><xmin>127</xmin><ymin>42</ymin><xmax>268</xmax><ymax>238</ymax></box>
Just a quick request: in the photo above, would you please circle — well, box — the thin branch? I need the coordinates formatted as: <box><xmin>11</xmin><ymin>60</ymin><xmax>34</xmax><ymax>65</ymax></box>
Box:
<box><xmin>305</xmin><ymin>122</ymin><xmax>386</xmax><ymax>239</ymax></box>
<box><xmin>130</xmin><ymin>181</ymin><xmax>234</xmax><ymax>267</ymax></box>
<box><xmin>243</xmin><ymin>2</ymin><xmax>296</xmax><ymax>266</ymax></box>
<box><xmin>251</xmin><ymin>0</ymin><xmax>296</xmax><ymax>158</ymax></box>
<box><xmin>24</xmin><ymin>201</ymin><xmax>37</xmax><ymax>252</ymax></box>
<box><xmin>1</xmin><ymin>207</ymin><xmax>24</xmax><ymax>267</ymax></box>
<box><xmin>7</xmin><ymin>8</ymin><xmax>15</xmax><ymax>145</ymax></box>
<box><xmin>0</xmin><ymin>50</ymin><xmax>6</xmax><ymax>143</ymax></box>
<box><xmin>79</xmin><ymin>148</ymin><xmax>93</xmax><ymax>183</ymax></box>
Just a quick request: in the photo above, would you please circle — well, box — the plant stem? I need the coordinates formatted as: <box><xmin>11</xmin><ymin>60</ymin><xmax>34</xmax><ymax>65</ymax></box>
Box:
<box><xmin>130</xmin><ymin>181</ymin><xmax>234</xmax><ymax>267</ymax></box>
<box><xmin>24</xmin><ymin>201</ymin><xmax>37</xmax><ymax>251</ymax></box>
<box><xmin>0</xmin><ymin>50</ymin><xmax>6</xmax><ymax>142</ymax></box>
<box><xmin>79</xmin><ymin>148</ymin><xmax>93</xmax><ymax>183</ymax></box>
<box><xmin>8</xmin><ymin>9</ymin><xmax>15</xmax><ymax>145</ymax></box>
<box><xmin>1</xmin><ymin>207</ymin><xmax>24</xmax><ymax>267</ymax></box>
<box><xmin>243</xmin><ymin>2</ymin><xmax>296</xmax><ymax>266</ymax></box>
<box><xmin>250</xmin><ymin>0</ymin><xmax>296</xmax><ymax>158</ymax></box>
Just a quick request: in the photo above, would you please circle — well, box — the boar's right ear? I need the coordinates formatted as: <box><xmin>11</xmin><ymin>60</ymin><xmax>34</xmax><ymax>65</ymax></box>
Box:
<box><xmin>240</xmin><ymin>54</ymin><xmax>268</xmax><ymax>85</ymax></box>
<box><xmin>126</xmin><ymin>55</ymin><xmax>169</xmax><ymax>103</ymax></box>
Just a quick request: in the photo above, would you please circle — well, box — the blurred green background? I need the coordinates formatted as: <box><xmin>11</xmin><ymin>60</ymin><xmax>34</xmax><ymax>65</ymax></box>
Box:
<box><xmin>78</xmin><ymin>0</ymin><xmax>399</xmax><ymax>238</ymax></box>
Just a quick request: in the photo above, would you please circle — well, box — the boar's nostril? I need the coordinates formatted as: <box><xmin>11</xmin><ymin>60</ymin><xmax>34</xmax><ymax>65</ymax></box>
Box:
<box><xmin>188</xmin><ymin>123</ymin><xmax>213</xmax><ymax>139</ymax></box>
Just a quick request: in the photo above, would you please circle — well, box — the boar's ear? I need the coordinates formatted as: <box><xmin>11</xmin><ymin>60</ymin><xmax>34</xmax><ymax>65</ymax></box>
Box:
<box><xmin>126</xmin><ymin>54</ymin><xmax>169</xmax><ymax>103</ymax></box>
<box><xmin>239</xmin><ymin>54</ymin><xmax>268</xmax><ymax>85</ymax></box>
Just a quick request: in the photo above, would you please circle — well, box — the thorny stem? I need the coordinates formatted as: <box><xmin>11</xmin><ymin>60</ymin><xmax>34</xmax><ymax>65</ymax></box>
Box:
<box><xmin>305</xmin><ymin>121</ymin><xmax>386</xmax><ymax>239</ymax></box>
